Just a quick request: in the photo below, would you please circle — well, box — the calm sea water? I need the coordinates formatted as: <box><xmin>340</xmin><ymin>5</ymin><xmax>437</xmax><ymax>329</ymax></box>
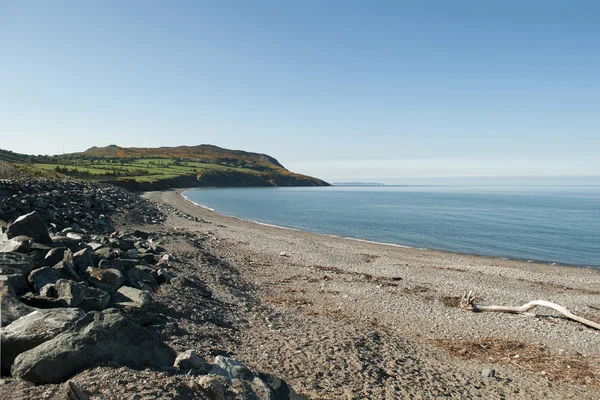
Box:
<box><xmin>183</xmin><ymin>186</ymin><xmax>600</xmax><ymax>269</ymax></box>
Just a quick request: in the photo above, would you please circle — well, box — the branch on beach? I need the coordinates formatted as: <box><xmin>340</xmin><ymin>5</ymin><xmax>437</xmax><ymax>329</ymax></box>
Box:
<box><xmin>459</xmin><ymin>291</ymin><xmax>600</xmax><ymax>330</ymax></box>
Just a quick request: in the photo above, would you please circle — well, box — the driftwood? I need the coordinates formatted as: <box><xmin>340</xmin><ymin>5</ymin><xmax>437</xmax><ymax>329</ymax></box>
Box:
<box><xmin>460</xmin><ymin>291</ymin><xmax>600</xmax><ymax>331</ymax></box>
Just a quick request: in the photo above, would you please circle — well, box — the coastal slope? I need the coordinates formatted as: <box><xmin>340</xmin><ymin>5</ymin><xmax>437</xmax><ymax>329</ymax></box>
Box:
<box><xmin>0</xmin><ymin>145</ymin><xmax>330</xmax><ymax>189</ymax></box>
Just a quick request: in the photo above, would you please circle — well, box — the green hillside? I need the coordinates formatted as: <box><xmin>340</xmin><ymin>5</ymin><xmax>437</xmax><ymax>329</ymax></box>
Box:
<box><xmin>0</xmin><ymin>145</ymin><xmax>329</xmax><ymax>189</ymax></box>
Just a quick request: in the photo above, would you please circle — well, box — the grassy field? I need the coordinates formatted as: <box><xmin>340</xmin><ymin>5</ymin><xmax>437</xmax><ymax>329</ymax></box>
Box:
<box><xmin>32</xmin><ymin>158</ymin><xmax>262</xmax><ymax>183</ymax></box>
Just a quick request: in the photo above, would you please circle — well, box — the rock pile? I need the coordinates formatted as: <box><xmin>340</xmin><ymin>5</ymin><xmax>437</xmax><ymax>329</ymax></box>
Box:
<box><xmin>0</xmin><ymin>179</ymin><xmax>167</xmax><ymax>232</ymax></box>
<box><xmin>0</xmin><ymin>207</ymin><xmax>179</xmax><ymax>381</ymax></box>
<box><xmin>0</xmin><ymin>179</ymin><xmax>303</xmax><ymax>399</ymax></box>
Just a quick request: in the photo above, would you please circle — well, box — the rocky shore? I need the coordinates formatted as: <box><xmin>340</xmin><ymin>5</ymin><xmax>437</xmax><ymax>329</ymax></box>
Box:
<box><xmin>0</xmin><ymin>180</ymin><xmax>304</xmax><ymax>399</ymax></box>
<box><xmin>1</xmin><ymin>179</ymin><xmax>599</xmax><ymax>399</ymax></box>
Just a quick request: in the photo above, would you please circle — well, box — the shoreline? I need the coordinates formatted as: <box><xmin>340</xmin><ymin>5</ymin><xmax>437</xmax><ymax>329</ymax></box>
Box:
<box><xmin>142</xmin><ymin>188</ymin><xmax>600</xmax><ymax>397</ymax></box>
<box><xmin>179</xmin><ymin>188</ymin><xmax>598</xmax><ymax>272</ymax></box>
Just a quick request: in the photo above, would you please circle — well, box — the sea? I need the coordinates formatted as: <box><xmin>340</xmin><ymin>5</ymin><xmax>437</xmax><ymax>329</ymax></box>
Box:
<box><xmin>183</xmin><ymin>186</ymin><xmax>600</xmax><ymax>269</ymax></box>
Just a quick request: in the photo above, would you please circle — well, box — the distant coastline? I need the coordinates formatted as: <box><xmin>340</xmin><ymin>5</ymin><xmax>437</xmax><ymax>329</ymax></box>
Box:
<box><xmin>333</xmin><ymin>182</ymin><xmax>386</xmax><ymax>186</ymax></box>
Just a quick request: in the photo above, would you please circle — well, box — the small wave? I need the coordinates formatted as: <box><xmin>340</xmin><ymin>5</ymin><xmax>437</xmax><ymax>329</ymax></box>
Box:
<box><xmin>181</xmin><ymin>193</ymin><xmax>215</xmax><ymax>212</ymax></box>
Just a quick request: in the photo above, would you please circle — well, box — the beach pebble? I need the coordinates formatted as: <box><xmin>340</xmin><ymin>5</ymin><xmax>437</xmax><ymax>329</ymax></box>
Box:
<box><xmin>481</xmin><ymin>368</ymin><xmax>496</xmax><ymax>378</ymax></box>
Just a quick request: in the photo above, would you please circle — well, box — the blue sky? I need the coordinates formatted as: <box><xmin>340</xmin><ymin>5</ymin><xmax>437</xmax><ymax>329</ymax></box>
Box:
<box><xmin>1</xmin><ymin>1</ymin><xmax>599</xmax><ymax>184</ymax></box>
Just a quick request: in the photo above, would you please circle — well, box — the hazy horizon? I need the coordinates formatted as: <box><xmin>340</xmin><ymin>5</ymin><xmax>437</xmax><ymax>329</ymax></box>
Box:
<box><xmin>2</xmin><ymin>1</ymin><xmax>599</xmax><ymax>185</ymax></box>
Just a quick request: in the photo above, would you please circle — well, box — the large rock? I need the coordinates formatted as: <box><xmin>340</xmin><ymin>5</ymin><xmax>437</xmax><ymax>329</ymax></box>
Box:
<box><xmin>210</xmin><ymin>356</ymin><xmax>253</xmax><ymax>382</ymax></box>
<box><xmin>1</xmin><ymin>308</ymin><xmax>84</xmax><ymax>371</ymax></box>
<box><xmin>51</xmin><ymin>236</ymin><xmax>81</xmax><ymax>252</ymax></box>
<box><xmin>72</xmin><ymin>247</ymin><xmax>94</xmax><ymax>272</ymax></box>
<box><xmin>0</xmin><ymin>273</ymin><xmax>29</xmax><ymax>295</ymax></box>
<box><xmin>0</xmin><ymin>281</ymin><xmax>36</xmax><ymax>326</ymax></box>
<box><xmin>6</xmin><ymin>211</ymin><xmax>52</xmax><ymax>245</ymax></box>
<box><xmin>209</xmin><ymin>356</ymin><xmax>306</xmax><ymax>400</ymax></box>
<box><xmin>44</xmin><ymin>247</ymin><xmax>67</xmax><ymax>267</ymax></box>
<box><xmin>92</xmin><ymin>247</ymin><xmax>120</xmax><ymax>263</ymax></box>
<box><xmin>79</xmin><ymin>287</ymin><xmax>110</xmax><ymax>311</ymax></box>
<box><xmin>86</xmin><ymin>267</ymin><xmax>125</xmax><ymax>292</ymax></box>
<box><xmin>174</xmin><ymin>350</ymin><xmax>206</xmax><ymax>373</ymax></box>
<box><xmin>53</xmin><ymin>261</ymin><xmax>80</xmax><ymax>281</ymax></box>
<box><xmin>20</xmin><ymin>291</ymin><xmax>65</xmax><ymax>309</ymax></box>
<box><xmin>11</xmin><ymin>310</ymin><xmax>176</xmax><ymax>384</ymax></box>
<box><xmin>28</xmin><ymin>267</ymin><xmax>63</xmax><ymax>292</ymax></box>
<box><xmin>98</xmin><ymin>259</ymin><xmax>125</xmax><ymax>273</ymax></box>
<box><xmin>0</xmin><ymin>252</ymin><xmax>35</xmax><ymax>276</ymax></box>
<box><xmin>110</xmin><ymin>286</ymin><xmax>152</xmax><ymax>307</ymax></box>
<box><xmin>0</xmin><ymin>236</ymin><xmax>33</xmax><ymax>253</ymax></box>
<box><xmin>54</xmin><ymin>279</ymin><xmax>87</xmax><ymax>307</ymax></box>
<box><xmin>126</xmin><ymin>265</ymin><xmax>158</xmax><ymax>292</ymax></box>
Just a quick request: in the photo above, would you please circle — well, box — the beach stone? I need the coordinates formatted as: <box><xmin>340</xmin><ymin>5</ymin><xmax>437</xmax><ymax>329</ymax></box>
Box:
<box><xmin>79</xmin><ymin>287</ymin><xmax>110</xmax><ymax>312</ymax></box>
<box><xmin>72</xmin><ymin>247</ymin><xmax>94</xmax><ymax>272</ymax></box>
<box><xmin>1</xmin><ymin>308</ymin><xmax>84</xmax><ymax>371</ymax></box>
<box><xmin>126</xmin><ymin>265</ymin><xmax>158</xmax><ymax>291</ymax></box>
<box><xmin>66</xmin><ymin>232</ymin><xmax>83</xmax><ymax>241</ymax></box>
<box><xmin>86</xmin><ymin>267</ymin><xmax>126</xmax><ymax>292</ymax></box>
<box><xmin>92</xmin><ymin>247</ymin><xmax>120</xmax><ymax>263</ymax></box>
<box><xmin>86</xmin><ymin>242</ymin><xmax>104</xmax><ymax>252</ymax></box>
<box><xmin>0</xmin><ymin>281</ymin><xmax>36</xmax><ymax>326</ymax></box>
<box><xmin>210</xmin><ymin>356</ymin><xmax>253</xmax><ymax>382</ymax></box>
<box><xmin>481</xmin><ymin>368</ymin><xmax>496</xmax><ymax>378</ymax></box>
<box><xmin>0</xmin><ymin>252</ymin><xmax>35</xmax><ymax>276</ymax></box>
<box><xmin>156</xmin><ymin>268</ymin><xmax>173</xmax><ymax>284</ymax></box>
<box><xmin>53</xmin><ymin>261</ymin><xmax>80</xmax><ymax>281</ymax></box>
<box><xmin>11</xmin><ymin>310</ymin><xmax>176</xmax><ymax>384</ymax></box>
<box><xmin>44</xmin><ymin>248</ymin><xmax>67</xmax><ymax>267</ymax></box>
<box><xmin>197</xmin><ymin>375</ymin><xmax>227</xmax><ymax>400</ymax></box>
<box><xmin>133</xmin><ymin>230</ymin><xmax>150</xmax><ymax>239</ymax></box>
<box><xmin>98</xmin><ymin>259</ymin><xmax>125</xmax><ymax>273</ymax></box>
<box><xmin>6</xmin><ymin>211</ymin><xmax>52</xmax><ymax>245</ymax></box>
<box><xmin>157</xmin><ymin>253</ymin><xmax>177</xmax><ymax>266</ymax></box>
<box><xmin>110</xmin><ymin>286</ymin><xmax>152</xmax><ymax>307</ymax></box>
<box><xmin>28</xmin><ymin>267</ymin><xmax>63</xmax><ymax>292</ymax></box>
<box><xmin>19</xmin><ymin>292</ymin><xmax>65</xmax><ymax>309</ymax></box>
<box><xmin>174</xmin><ymin>350</ymin><xmax>206</xmax><ymax>373</ymax></box>
<box><xmin>54</xmin><ymin>279</ymin><xmax>87</xmax><ymax>307</ymax></box>
<box><xmin>51</xmin><ymin>236</ymin><xmax>81</xmax><ymax>252</ymax></box>
<box><xmin>0</xmin><ymin>236</ymin><xmax>33</xmax><ymax>253</ymax></box>
<box><xmin>0</xmin><ymin>273</ymin><xmax>29</xmax><ymax>295</ymax></box>
<box><xmin>67</xmin><ymin>381</ymin><xmax>91</xmax><ymax>400</ymax></box>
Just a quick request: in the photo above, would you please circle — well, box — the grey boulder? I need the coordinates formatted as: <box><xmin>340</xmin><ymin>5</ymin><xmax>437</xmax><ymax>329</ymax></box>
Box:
<box><xmin>0</xmin><ymin>281</ymin><xmax>36</xmax><ymax>326</ymax></box>
<box><xmin>6</xmin><ymin>211</ymin><xmax>52</xmax><ymax>245</ymax></box>
<box><xmin>1</xmin><ymin>308</ymin><xmax>84</xmax><ymax>371</ymax></box>
<box><xmin>110</xmin><ymin>286</ymin><xmax>152</xmax><ymax>308</ymax></box>
<box><xmin>209</xmin><ymin>356</ymin><xmax>306</xmax><ymax>400</ymax></box>
<box><xmin>174</xmin><ymin>350</ymin><xmax>206</xmax><ymax>373</ymax></box>
<box><xmin>79</xmin><ymin>286</ymin><xmax>110</xmax><ymax>311</ymax></box>
<box><xmin>72</xmin><ymin>247</ymin><xmax>94</xmax><ymax>272</ymax></box>
<box><xmin>54</xmin><ymin>279</ymin><xmax>88</xmax><ymax>307</ymax></box>
<box><xmin>11</xmin><ymin>310</ymin><xmax>176</xmax><ymax>384</ymax></box>
<box><xmin>86</xmin><ymin>267</ymin><xmax>126</xmax><ymax>292</ymax></box>
<box><xmin>126</xmin><ymin>265</ymin><xmax>158</xmax><ymax>292</ymax></box>
<box><xmin>0</xmin><ymin>273</ymin><xmax>29</xmax><ymax>295</ymax></box>
<box><xmin>0</xmin><ymin>236</ymin><xmax>33</xmax><ymax>253</ymax></box>
<box><xmin>44</xmin><ymin>247</ymin><xmax>67</xmax><ymax>267</ymax></box>
<box><xmin>0</xmin><ymin>252</ymin><xmax>35</xmax><ymax>277</ymax></box>
<box><xmin>28</xmin><ymin>267</ymin><xmax>63</xmax><ymax>292</ymax></box>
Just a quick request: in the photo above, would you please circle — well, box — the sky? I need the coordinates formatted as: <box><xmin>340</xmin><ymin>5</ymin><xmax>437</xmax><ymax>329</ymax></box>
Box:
<box><xmin>1</xmin><ymin>1</ymin><xmax>599</xmax><ymax>184</ymax></box>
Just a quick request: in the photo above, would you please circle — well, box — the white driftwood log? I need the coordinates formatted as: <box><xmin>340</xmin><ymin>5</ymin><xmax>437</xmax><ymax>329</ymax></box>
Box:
<box><xmin>460</xmin><ymin>291</ymin><xmax>600</xmax><ymax>331</ymax></box>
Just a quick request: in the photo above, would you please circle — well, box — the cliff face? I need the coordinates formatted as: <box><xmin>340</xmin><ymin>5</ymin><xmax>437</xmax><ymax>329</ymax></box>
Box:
<box><xmin>112</xmin><ymin>170</ymin><xmax>329</xmax><ymax>191</ymax></box>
